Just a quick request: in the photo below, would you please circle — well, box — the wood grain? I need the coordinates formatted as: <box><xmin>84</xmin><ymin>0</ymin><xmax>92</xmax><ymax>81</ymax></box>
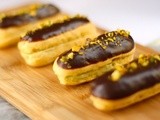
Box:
<box><xmin>0</xmin><ymin>42</ymin><xmax>159</xmax><ymax>120</ymax></box>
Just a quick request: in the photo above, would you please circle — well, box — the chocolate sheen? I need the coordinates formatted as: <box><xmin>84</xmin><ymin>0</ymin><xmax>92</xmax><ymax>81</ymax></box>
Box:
<box><xmin>22</xmin><ymin>17</ymin><xmax>89</xmax><ymax>42</ymax></box>
<box><xmin>91</xmin><ymin>59</ymin><xmax>160</xmax><ymax>100</ymax></box>
<box><xmin>57</xmin><ymin>33</ymin><xmax>134</xmax><ymax>69</ymax></box>
<box><xmin>0</xmin><ymin>4</ymin><xmax>59</xmax><ymax>28</ymax></box>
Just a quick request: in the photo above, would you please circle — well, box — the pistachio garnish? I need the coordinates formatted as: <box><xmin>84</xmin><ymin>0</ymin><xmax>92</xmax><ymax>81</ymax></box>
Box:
<box><xmin>67</xmin><ymin>52</ymin><xmax>74</xmax><ymax>59</ymax></box>
<box><xmin>60</xmin><ymin>56</ymin><xmax>68</xmax><ymax>63</ymax></box>
<box><xmin>72</xmin><ymin>45</ymin><xmax>81</xmax><ymax>52</ymax></box>
<box><xmin>111</xmin><ymin>70</ymin><xmax>122</xmax><ymax>81</ymax></box>
<box><xmin>111</xmin><ymin>64</ymin><xmax>126</xmax><ymax>81</ymax></box>
<box><xmin>130</xmin><ymin>62</ymin><xmax>138</xmax><ymax>69</ymax></box>
<box><xmin>154</xmin><ymin>55</ymin><xmax>160</xmax><ymax>61</ymax></box>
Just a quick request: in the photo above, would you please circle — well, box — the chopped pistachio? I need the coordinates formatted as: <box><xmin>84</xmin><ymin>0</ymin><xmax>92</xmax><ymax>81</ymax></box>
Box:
<box><xmin>105</xmin><ymin>32</ymin><xmax>109</xmax><ymax>37</ymax></box>
<box><xmin>113</xmin><ymin>37</ymin><xmax>116</xmax><ymax>40</ymax></box>
<box><xmin>29</xmin><ymin>10</ymin><xmax>37</xmax><ymax>16</ymax></box>
<box><xmin>102</xmin><ymin>45</ymin><xmax>107</xmax><ymax>49</ymax></box>
<box><xmin>111</xmin><ymin>70</ymin><xmax>122</xmax><ymax>81</ymax></box>
<box><xmin>107</xmin><ymin>38</ymin><xmax>114</xmax><ymax>42</ymax></box>
<box><xmin>138</xmin><ymin>54</ymin><xmax>146</xmax><ymax>64</ymax></box>
<box><xmin>79</xmin><ymin>51</ymin><xmax>83</xmax><ymax>55</ymax></box>
<box><xmin>108</xmin><ymin>32</ymin><xmax>114</xmax><ymax>37</ymax></box>
<box><xmin>154</xmin><ymin>55</ymin><xmax>160</xmax><ymax>61</ymax></box>
<box><xmin>0</xmin><ymin>13</ymin><xmax>5</xmax><ymax>20</ymax></box>
<box><xmin>150</xmin><ymin>56</ymin><xmax>155</xmax><ymax>63</ymax></box>
<box><xmin>75</xmin><ymin>14</ymin><xmax>85</xmax><ymax>18</ymax></box>
<box><xmin>130</xmin><ymin>62</ymin><xmax>137</xmax><ymax>69</ymax></box>
<box><xmin>117</xmin><ymin>29</ymin><xmax>130</xmax><ymax>37</ymax></box>
<box><xmin>138</xmin><ymin>58</ymin><xmax>144</xmax><ymax>65</ymax></box>
<box><xmin>139</xmin><ymin>54</ymin><xmax>145</xmax><ymax>59</ymax></box>
<box><xmin>72</xmin><ymin>46</ymin><xmax>81</xmax><ymax>52</ymax></box>
<box><xmin>67</xmin><ymin>52</ymin><xmax>74</xmax><ymax>59</ymax></box>
<box><xmin>126</xmin><ymin>30</ymin><xmax>130</xmax><ymax>36</ymax></box>
<box><xmin>60</xmin><ymin>56</ymin><xmax>68</xmax><ymax>63</ymax></box>
<box><xmin>105</xmin><ymin>41</ymin><xmax>108</xmax><ymax>45</ymax></box>
<box><xmin>141</xmin><ymin>61</ymin><xmax>149</xmax><ymax>67</ymax></box>
<box><xmin>90</xmin><ymin>41</ymin><xmax>97</xmax><ymax>45</ymax></box>
<box><xmin>97</xmin><ymin>40</ymin><xmax>101</xmax><ymax>44</ymax></box>
<box><xmin>115</xmin><ymin>65</ymin><xmax>126</xmax><ymax>74</ymax></box>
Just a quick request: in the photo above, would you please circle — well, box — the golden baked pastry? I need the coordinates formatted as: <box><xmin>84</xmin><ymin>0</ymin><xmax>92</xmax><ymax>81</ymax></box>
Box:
<box><xmin>0</xmin><ymin>3</ymin><xmax>66</xmax><ymax>48</ymax></box>
<box><xmin>18</xmin><ymin>16</ymin><xmax>98</xmax><ymax>67</ymax></box>
<box><xmin>91</xmin><ymin>54</ymin><xmax>160</xmax><ymax>111</ymax></box>
<box><xmin>53</xmin><ymin>30</ymin><xmax>135</xmax><ymax>85</ymax></box>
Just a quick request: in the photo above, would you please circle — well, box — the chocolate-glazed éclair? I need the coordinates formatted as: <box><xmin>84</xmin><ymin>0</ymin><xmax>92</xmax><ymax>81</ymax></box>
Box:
<box><xmin>0</xmin><ymin>4</ymin><xmax>59</xmax><ymax>28</ymax></box>
<box><xmin>91</xmin><ymin>54</ymin><xmax>160</xmax><ymax>111</ymax></box>
<box><xmin>92</xmin><ymin>55</ymin><xmax>160</xmax><ymax>99</ymax></box>
<box><xmin>21</xmin><ymin>17</ymin><xmax>89</xmax><ymax>42</ymax></box>
<box><xmin>53</xmin><ymin>30</ymin><xmax>135</xmax><ymax>85</ymax></box>
<box><xmin>0</xmin><ymin>3</ymin><xmax>69</xmax><ymax>49</ymax></box>
<box><xmin>57</xmin><ymin>30</ymin><xmax>134</xmax><ymax>69</ymax></box>
<box><xmin>18</xmin><ymin>15</ymin><xmax>98</xmax><ymax>67</ymax></box>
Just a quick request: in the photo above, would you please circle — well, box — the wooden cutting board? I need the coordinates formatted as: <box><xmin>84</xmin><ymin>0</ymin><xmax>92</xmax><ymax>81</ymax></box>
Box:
<box><xmin>0</xmin><ymin>43</ymin><xmax>159</xmax><ymax>120</ymax></box>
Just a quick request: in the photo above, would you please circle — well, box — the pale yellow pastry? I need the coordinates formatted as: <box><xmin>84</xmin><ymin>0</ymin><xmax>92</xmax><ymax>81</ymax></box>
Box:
<box><xmin>18</xmin><ymin>16</ymin><xmax>98</xmax><ymax>67</ymax></box>
<box><xmin>91</xmin><ymin>54</ymin><xmax>160</xmax><ymax>111</ymax></box>
<box><xmin>53</xmin><ymin>30</ymin><xmax>135</xmax><ymax>85</ymax></box>
<box><xmin>0</xmin><ymin>4</ymin><xmax>66</xmax><ymax>48</ymax></box>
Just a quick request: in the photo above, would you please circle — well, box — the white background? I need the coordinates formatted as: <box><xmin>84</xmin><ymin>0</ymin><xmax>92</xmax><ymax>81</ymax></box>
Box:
<box><xmin>1</xmin><ymin>0</ymin><xmax>160</xmax><ymax>45</ymax></box>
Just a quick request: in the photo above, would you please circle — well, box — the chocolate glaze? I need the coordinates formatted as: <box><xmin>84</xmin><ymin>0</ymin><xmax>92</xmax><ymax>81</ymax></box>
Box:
<box><xmin>91</xmin><ymin>59</ymin><xmax>160</xmax><ymax>100</ymax></box>
<box><xmin>22</xmin><ymin>17</ymin><xmax>89</xmax><ymax>42</ymax></box>
<box><xmin>57</xmin><ymin>32</ymin><xmax>134</xmax><ymax>69</ymax></box>
<box><xmin>0</xmin><ymin>4</ymin><xmax>59</xmax><ymax>28</ymax></box>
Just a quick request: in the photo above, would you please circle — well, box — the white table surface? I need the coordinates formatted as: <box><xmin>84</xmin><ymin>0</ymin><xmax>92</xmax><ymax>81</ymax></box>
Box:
<box><xmin>1</xmin><ymin>0</ymin><xmax>160</xmax><ymax>45</ymax></box>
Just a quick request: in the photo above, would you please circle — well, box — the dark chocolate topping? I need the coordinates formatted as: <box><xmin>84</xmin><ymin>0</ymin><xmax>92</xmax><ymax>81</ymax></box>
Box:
<box><xmin>21</xmin><ymin>17</ymin><xmax>89</xmax><ymax>42</ymax></box>
<box><xmin>57</xmin><ymin>30</ymin><xmax>134</xmax><ymax>69</ymax></box>
<box><xmin>91</xmin><ymin>55</ymin><xmax>160</xmax><ymax>100</ymax></box>
<box><xmin>0</xmin><ymin>4</ymin><xmax>59</xmax><ymax>28</ymax></box>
